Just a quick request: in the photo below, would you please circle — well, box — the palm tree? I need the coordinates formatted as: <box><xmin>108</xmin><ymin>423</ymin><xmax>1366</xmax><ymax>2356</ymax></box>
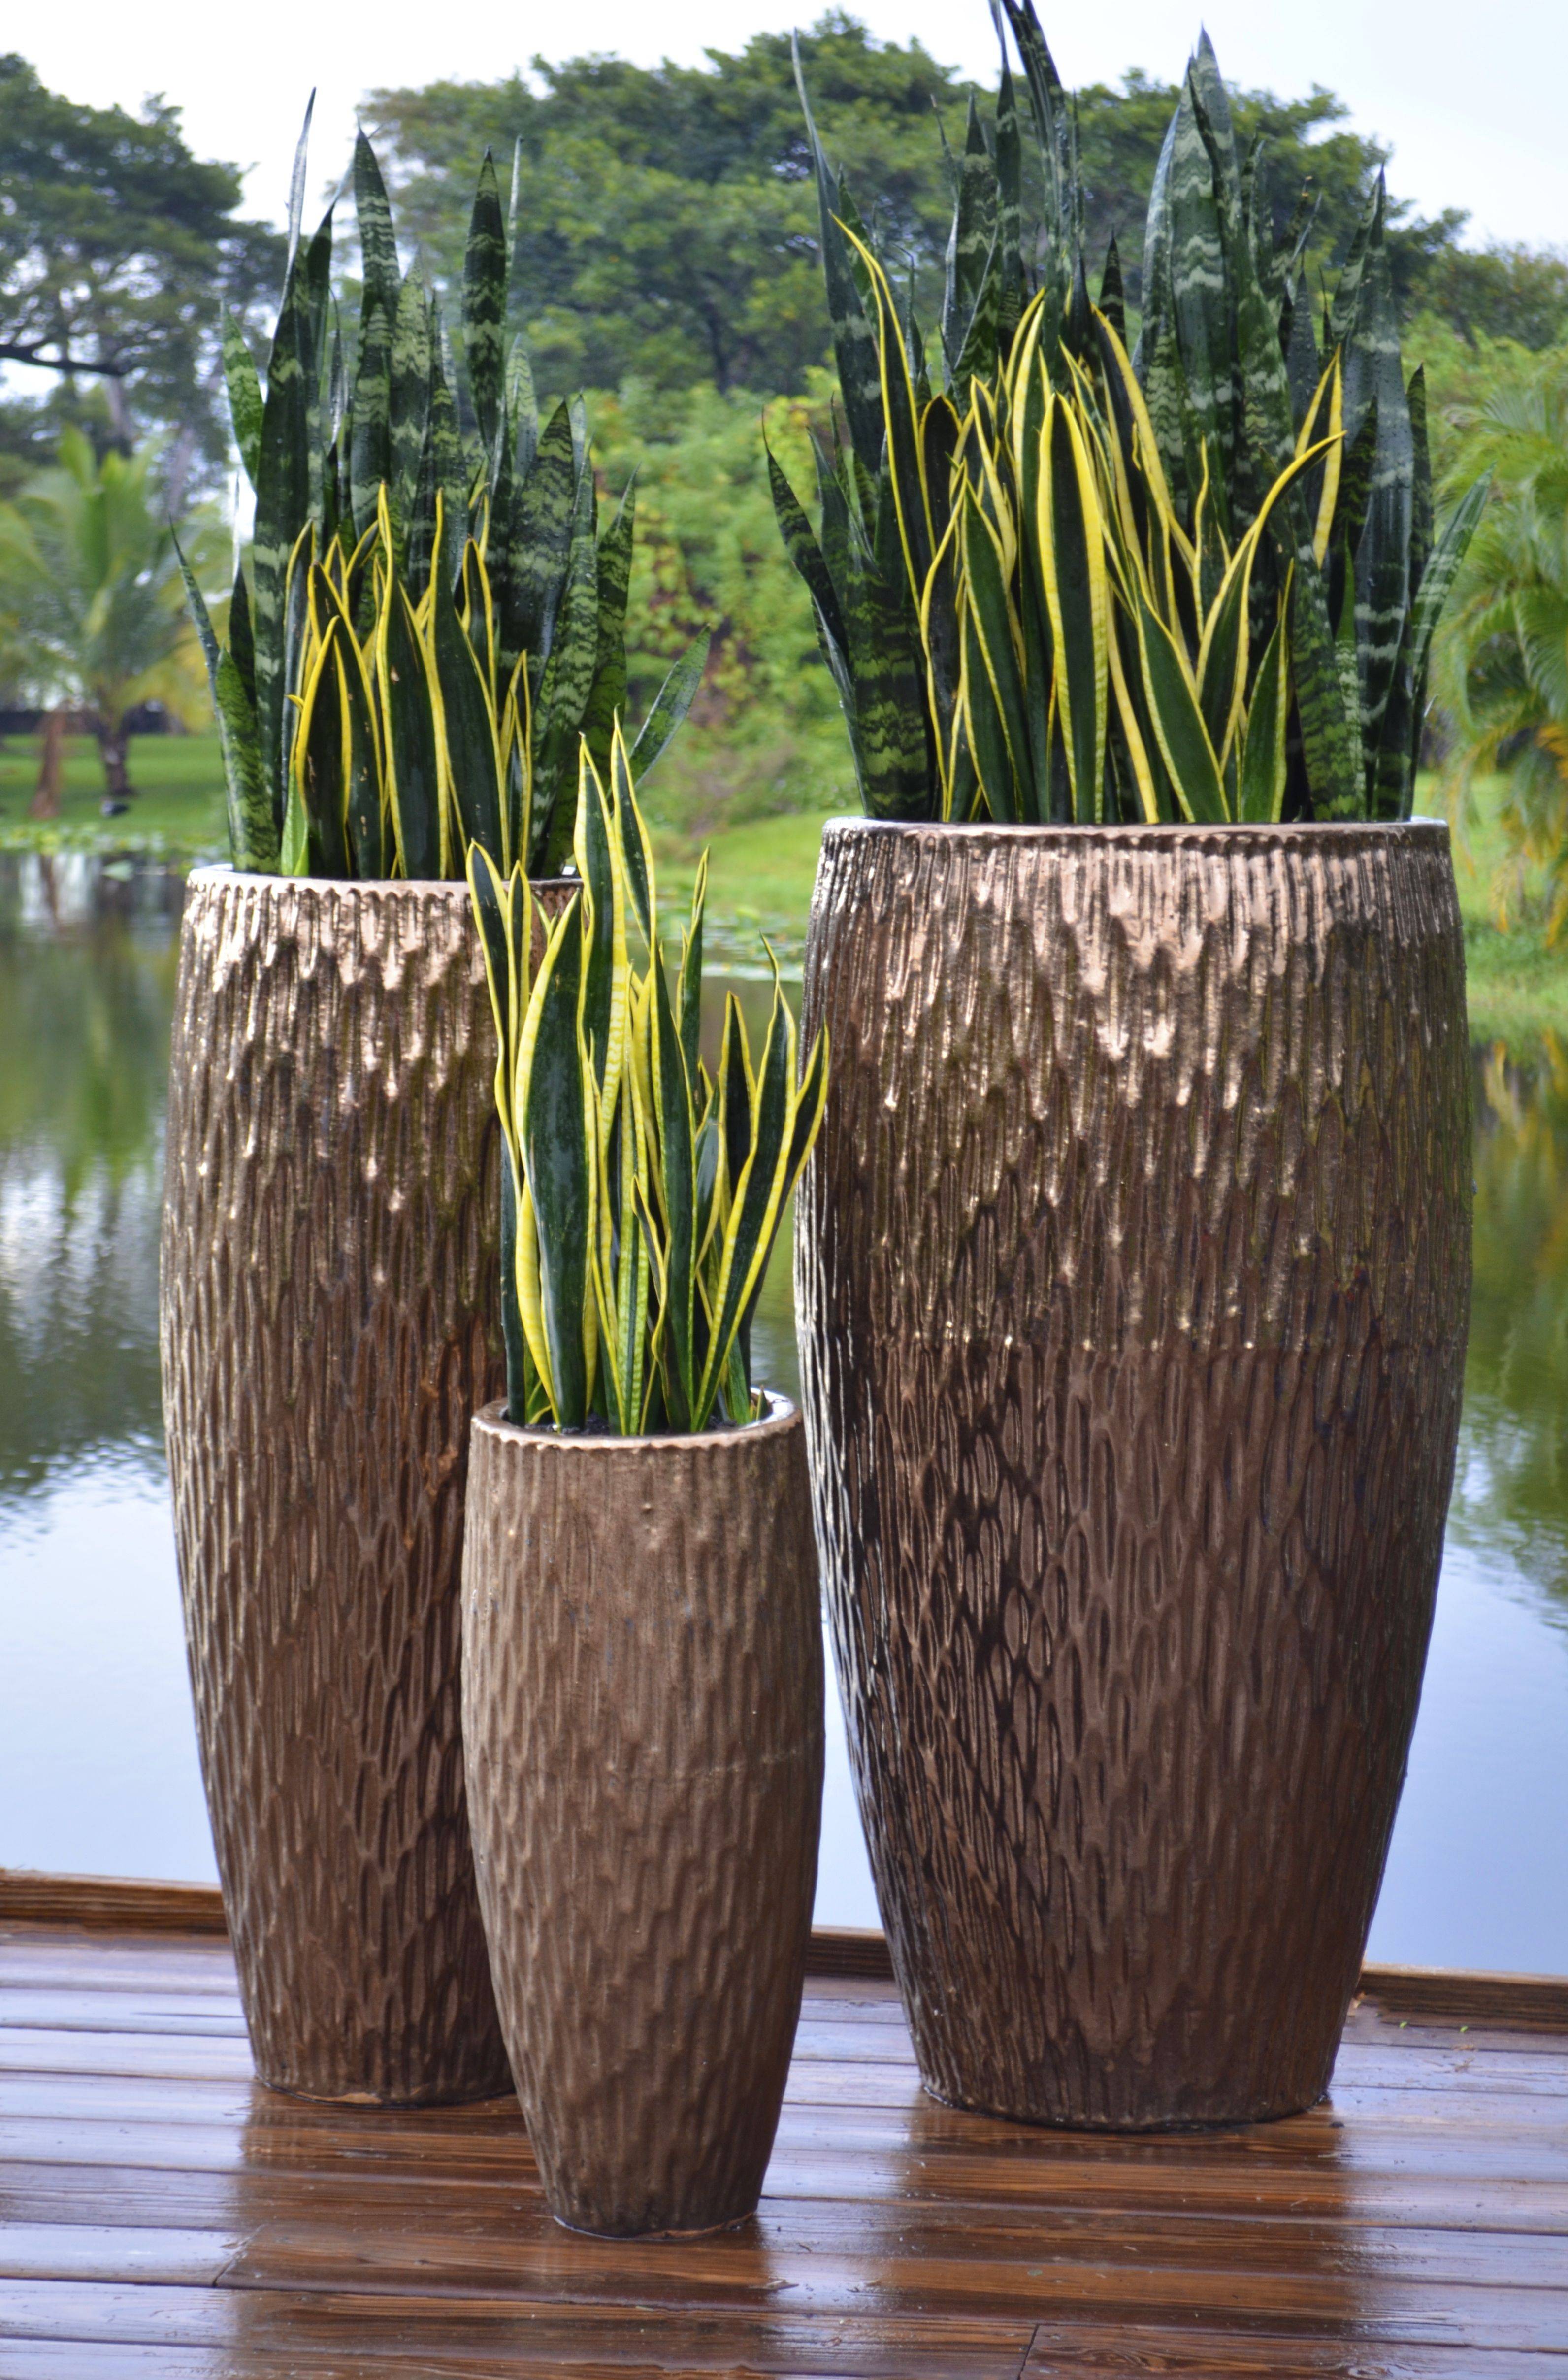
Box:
<box><xmin>0</xmin><ymin>429</ymin><xmax>220</xmax><ymax>804</ymax></box>
<box><xmin>1437</xmin><ymin>358</ymin><xmax>1568</xmax><ymax>939</ymax></box>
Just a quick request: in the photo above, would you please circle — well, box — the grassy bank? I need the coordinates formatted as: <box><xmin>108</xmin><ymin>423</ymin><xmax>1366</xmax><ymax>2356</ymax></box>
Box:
<box><xmin>7</xmin><ymin>730</ymin><xmax>1565</xmax><ymax>1045</ymax></box>
<box><xmin>1443</xmin><ymin>781</ymin><xmax>1568</xmax><ymax>1046</ymax></box>
<box><xmin>0</xmin><ymin>733</ymin><xmax>227</xmax><ymax>860</ymax></box>
<box><xmin>656</xmin><ymin>808</ymin><xmax>836</xmax><ymax>971</ymax></box>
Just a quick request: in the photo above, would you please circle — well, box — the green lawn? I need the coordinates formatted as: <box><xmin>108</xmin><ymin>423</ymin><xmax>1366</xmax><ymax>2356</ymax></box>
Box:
<box><xmin>656</xmin><ymin>809</ymin><xmax>840</xmax><ymax>971</ymax></box>
<box><xmin>7</xmin><ymin>729</ymin><xmax>1565</xmax><ymax>1045</ymax></box>
<box><xmin>0</xmin><ymin>732</ymin><xmax>228</xmax><ymax>859</ymax></box>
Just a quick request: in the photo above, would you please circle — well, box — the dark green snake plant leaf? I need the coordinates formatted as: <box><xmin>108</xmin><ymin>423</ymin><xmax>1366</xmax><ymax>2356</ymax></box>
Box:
<box><xmin>348</xmin><ymin>296</ymin><xmax>392</xmax><ymax>545</ymax></box>
<box><xmin>377</xmin><ymin>568</ymin><xmax>445</xmax><ymax>880</ymax></box>
<box><xmin>509</xmin><ymin>398</ymin><xmax>576</xmax><ymax>668</ymax></box>
<box><xmin>353</xmin><ymin>130</ymin><xmax>400</xmax><ymax>330</ymax></box>
<box><xmin>389</xmin><ymin>274</ymin><xmax>431</xmax><ymax>531</ymax></box>
<box><xmin>176</xmin><ymin>538</ymin><xmax>278</xmax><ymax>872</ymax></box>
<box><xmin>251</xmin><ymin>234</ymin><xmax>320</xmax><ymax>833</ymax></box>
<box><xmin>520</xmin><ymin>888</ymin><xmax>594</xmax><ymax>1428</ymax></box>
<box><xmin>628</xmin><ymin>631</ymin><xmax>712</xmax><ymax>782</ymax></box>
<box><xmin>579</xmin><ymin>479</ymin><xmax>635</xmax><ymax>783</ymax></box>
<box><xmin>223</xmin><ymin>314</ymin><xmax>262</xmax><ymax>489</ymax></box>
<box><xmin>462</xmin><ymin>150</ymin><xmax>507</xmax><ymax>455</ymax></box>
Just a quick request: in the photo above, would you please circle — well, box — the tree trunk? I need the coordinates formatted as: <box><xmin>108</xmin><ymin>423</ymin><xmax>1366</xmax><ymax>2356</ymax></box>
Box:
<box><xmin>95</xmin><ymin>714</ymin><xmax>132</xmax><ymax>801</ymax></box>
<box><xmin>28</xmin><ymin>709</ymin><xmax>65</xmax><ymax>820</ymax></box>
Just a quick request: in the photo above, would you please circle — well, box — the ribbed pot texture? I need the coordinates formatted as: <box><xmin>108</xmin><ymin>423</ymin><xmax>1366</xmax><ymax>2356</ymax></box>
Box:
<box><xmin>161</xmin><ymin>868</ymin><xmax>569</xmax><ymax>2106</ymax></box>
<box><xmin>795</xmin><ymin>819</ymin><xmax>1472</xmax><ymax>2130</ymax></box>
<box><xmin>462</xmin><ymin>1398</ymin><xmax>824</xmax><ymax>2236</ymax></box>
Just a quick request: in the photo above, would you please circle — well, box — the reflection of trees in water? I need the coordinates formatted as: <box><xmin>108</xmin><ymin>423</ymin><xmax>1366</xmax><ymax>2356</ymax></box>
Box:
<box><xmin>8</xmin><ymin>897</ymin><xmax>1562</xmax><ymax>1587</ymax></box>
<box><xmin>0</xmin><ymin>858</ymin><xmax>178</xmax><ymax>1494</ymax></box>
<box><xmin>1455</xmin><ymin>1036</ymin><xmax>1568</xmax><ymax>1600</ymax></box>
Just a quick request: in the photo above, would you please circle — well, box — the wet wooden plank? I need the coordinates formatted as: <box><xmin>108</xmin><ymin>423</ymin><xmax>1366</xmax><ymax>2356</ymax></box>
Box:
<box><xmin>0</xmin><ymin>2282</ymin><xmax>1034</xmax><ymax>2376</ymax></box>
<box><xmin>8</xmin><ymin>2152</ymin><xmax>1568</xmax><ymax>2246</ymax></box>
<box><xmin>9</xmin><ymin>2025</ymin><xmax>1567</xmax><ymax>2118</ymax></box>
<box><xmin>1021</xmin><ymin>2327</ymin><xmax>1568</xmax><ymax>2377</ymax></box>
<box><xmin>9</xmin><ymin>2108</ymin><xmax>1568</xmax><ymax>2210</ymax></box>
<box><xmin>219</xmin><ymin>2203</ymin><xmax>1568</xmax><ymax>2306</ymax></box>
<box><xmin>0</xmin><ymin>2340</ymin><xmax>1563</xmax><ymax>2380</ymax></box>
<box><xmin>0</xmin><ymin>1939</ymin><xmax>239</xmax><ymax>1995</ymax></box>
<box><xmin>0</xmin><ymin>2348</ymin><xmax>1024</xmax><ymax>2380</ymax></box>
<box><xmin>0</xmin><ymin>1990</ymin><xmax>249</xmax><ymax>2037</ymax></box>
<box><xmin>0</xmin><ymin>2223</ymin><xmax>244</xmax><ymax>2283</ymax></box>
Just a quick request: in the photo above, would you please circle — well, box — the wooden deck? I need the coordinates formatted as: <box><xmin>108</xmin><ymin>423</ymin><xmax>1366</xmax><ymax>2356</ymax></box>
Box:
<box><xmin>1</xmin><ymin>1907</ymin><xmax>1567</xmax><ymax>2377</ymax></box>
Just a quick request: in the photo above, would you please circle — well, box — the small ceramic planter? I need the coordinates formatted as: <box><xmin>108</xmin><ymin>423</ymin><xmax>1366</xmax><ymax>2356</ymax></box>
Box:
<box><xmin>462</xmin><ymin>1396</ymin><xmax>824</xmax><ymax>2236</ymax></box>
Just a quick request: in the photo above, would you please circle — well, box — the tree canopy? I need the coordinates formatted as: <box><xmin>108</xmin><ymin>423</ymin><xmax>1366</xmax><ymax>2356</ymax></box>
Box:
<box><xmin>361</xmin><ymin>11</ymin><xmax>1549</xmax><ymax>398</ymax></box>
<box><xmin>366</xmin><ymin>15</ymin><xmax>976</xmax><ymax>395</ymax></box>
<box><xmin>0</xmin><ymin>55</ymin><xmax>283</xmax><ymax>502</ymax></box>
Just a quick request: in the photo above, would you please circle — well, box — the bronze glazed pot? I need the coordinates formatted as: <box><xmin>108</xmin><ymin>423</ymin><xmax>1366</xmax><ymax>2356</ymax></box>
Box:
<box><xmin>161</xmin><ymin>867</ymin><xmax>568</xmax><ymax>2105</ymax></box>
<box><xmin>462</xmin><ymin>1397</ymin><xmax>824</xmax><ymax>2235</ymax></box>
<box><xmin>795</xmin><ymin>819</ymin><xmax>1471</xmax><ymax>2130</ymax></box>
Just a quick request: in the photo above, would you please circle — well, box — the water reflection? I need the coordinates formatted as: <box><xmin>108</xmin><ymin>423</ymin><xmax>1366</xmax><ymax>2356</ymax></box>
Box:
<box><xmin>0</xmin><ymin>856</ymin><xmax>176</xmax><ymax>1493</ymax></box>
<box><xmin>1453</xmin><ymin>1038</ymin><xmax>1568</xmax><ymax>1608</ymax></box>
<box><xmin>0</xmin><ymin>854</ymin><xmax>1562</xmax><ymax>1968</ymax></box>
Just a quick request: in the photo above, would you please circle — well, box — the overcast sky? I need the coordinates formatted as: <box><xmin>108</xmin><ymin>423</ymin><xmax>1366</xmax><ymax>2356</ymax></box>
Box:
<box><xmin>20</xmin><ymin>0</ymin><xmax>1568</xmax><ymax>252</ymax></box>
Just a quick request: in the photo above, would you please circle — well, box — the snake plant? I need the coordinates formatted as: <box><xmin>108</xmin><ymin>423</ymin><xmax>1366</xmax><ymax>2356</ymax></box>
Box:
<box><xmin>469</xmin><ymin>724</ymin><xmax>828</xmax><ymax>1436</ymax></box>
<box><xmin>771</xmin><ymin>0</ymin><xmax>1485</xmax><ymax>825</ymax></box>
<box><xmin>182</xmin><ymin>116</ymin><xmax>706</xmax><ymax>879</ymax></box>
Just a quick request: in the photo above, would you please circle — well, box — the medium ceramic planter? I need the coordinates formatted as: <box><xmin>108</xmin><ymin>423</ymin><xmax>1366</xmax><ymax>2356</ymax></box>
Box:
<box><xmin>161</xmin><ymin>867</ymin><xmax>568</xmax><ymax>2105</ymax></box>
<box><xmin>795</xmin><ymin>819</ymin><xmax>1472</xmax><ymax>2130</ymax></box>
<box><xmin>462</xmin><ymin>1397</ymin><xmax>824</xmax><ymax>2235</ymax></box>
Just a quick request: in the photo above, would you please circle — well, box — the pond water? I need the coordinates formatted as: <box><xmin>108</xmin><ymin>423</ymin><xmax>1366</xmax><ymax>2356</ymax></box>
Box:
<box><xmin>1</xmin><ymin>852</ymin><xmax>1565</xmax><ymax>1971</ymax></box>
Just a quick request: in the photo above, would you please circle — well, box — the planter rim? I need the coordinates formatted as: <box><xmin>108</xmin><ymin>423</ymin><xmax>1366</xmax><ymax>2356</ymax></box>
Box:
<box><xmin>816</xmin><ymin>814</ymin><xmax>1448</xmax><ymax>846</ymax></box>
<box><xmin>471</xmin><ymin>1393</ymin><xmax>798</xmax><ymax>1457</ymax></box>
<box><xmin>184</xmin><ymin>864</ymin><xmax>579</xmax><ymax>894</ymax></box>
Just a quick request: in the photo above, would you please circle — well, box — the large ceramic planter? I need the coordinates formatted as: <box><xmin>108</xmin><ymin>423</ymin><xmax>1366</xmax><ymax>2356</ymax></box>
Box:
<box><xmin>795</xmin><ymin>819</ymin><xmax>1471</xmax><ymax>2129</ymax></box>
<box><xmin>161</xmin><ymin>867</ymin><xmax>567</xmax><ymax>2105</ymax></box>
<box><xmin>462</xmin><ymin>1397</ymin><xmax>824</xmax><ymax>2235</ymax></box>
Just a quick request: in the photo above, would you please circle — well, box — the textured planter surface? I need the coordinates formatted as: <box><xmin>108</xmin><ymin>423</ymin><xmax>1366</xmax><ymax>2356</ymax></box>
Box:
<box><xmin>795</xmin><ymin>819</ymin><xmax>1472</xmax><ymax>2129</ymax></box>
<box><xmin>161</xmin><ymin>868</ymin><xmax>568</xmax><ymax>2105</ymax></box>
<box><xmin>463</xmin><ymin>1399</ymin><xmax>824</xmax><ymax>2235</ymax></box>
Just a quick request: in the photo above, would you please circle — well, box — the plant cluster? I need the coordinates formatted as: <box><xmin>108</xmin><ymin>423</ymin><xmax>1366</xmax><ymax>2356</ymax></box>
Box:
<box><xmin>470</xmin><ymin>726</ymin><xmax>827</xmax><ymax>1436</ymax></box>
<box><xmin>183</xmin><ymin>125</ymin><xmax>705</xmax><ymax>881</ymax></box>
<box><xmin>771</xmin><ymin>0</ymin><xmax>1487</xmax><ymax>827</ymax></box>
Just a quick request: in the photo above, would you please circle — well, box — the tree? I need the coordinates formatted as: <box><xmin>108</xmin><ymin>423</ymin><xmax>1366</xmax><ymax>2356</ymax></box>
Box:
<box><xmin>0</xmin><ymin>429</ymin><xmax>221</xmax><ymax>800</ymax></box>
<box><xmin>588</xmin><ymin>371</ymin><xmax>853</xmax><ymax>827</ymax></box>
<box><xmin>1436</xmin><ymin>352</ymin><xmax>1568</xmax><ymax>938</ymax></box>
<box><xmin>363</xmin><ymin>12</ymin><xmax>1474</xmax><ymax>400</ymax></box>
<box><xmin>365</xmin><ymin>15</ymin><xmax>979</xmax><ymax>397</ymax></box>
<box><xmin>0</xmin><ymin>56</ymin><xmax>284</xmax><ymax>503</ymax></box>
<box><xmin>1412</xmin><ymin>245</ymin><xmax>1568</xmax><ymax>353</ymax></box>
